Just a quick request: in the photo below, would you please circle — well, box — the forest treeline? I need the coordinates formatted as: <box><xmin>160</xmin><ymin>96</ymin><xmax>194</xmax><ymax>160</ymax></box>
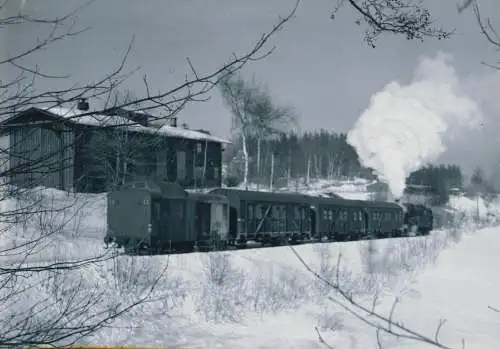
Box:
<box><xmin>223</xmin><ymin>131</ymin><xmax>495</xmax><ymax>204</ymax></box>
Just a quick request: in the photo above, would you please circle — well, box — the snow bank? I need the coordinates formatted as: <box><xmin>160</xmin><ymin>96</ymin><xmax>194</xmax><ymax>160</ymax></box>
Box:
<box><xmin>447</xmin><ymin>193</ymin><xmax>500</xmax><ymax>228</ymax></box>
<box><xmin>0</xmin><ymin>186</ymin><xmax>107</xmax><ymax>264</ymax></box>
<box><xmin>78</xmin><ymin>233</ymin><xmax>457</xmax><ymax>347</ymax></box>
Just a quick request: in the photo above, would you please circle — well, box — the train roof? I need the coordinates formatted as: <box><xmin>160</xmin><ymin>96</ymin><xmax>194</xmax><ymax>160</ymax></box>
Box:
<box><xmin>209</xmin><ymin>188</ymin><xmax>321</xmax><ymax>204</ymax></box>
<box><xmin>187</xmin><ymin>192</ymin><xmax>229</xmax><ymax>204</ymax></box>
<box><xmin>115</xmin><ymin>180</ymin><xmax>188</xmax><ymax>199</ymax></box>
<box><xmin>312</xmin><ymin>196</ymin><xmax>403</xmax><ymax>209</ymax></box>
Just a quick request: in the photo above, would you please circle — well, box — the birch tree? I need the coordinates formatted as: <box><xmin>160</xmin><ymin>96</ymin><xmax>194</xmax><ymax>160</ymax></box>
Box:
<box><xmin>219</xmin><ymin>74</ymin><xmax>296</xmax><ymax>189</ymax></box>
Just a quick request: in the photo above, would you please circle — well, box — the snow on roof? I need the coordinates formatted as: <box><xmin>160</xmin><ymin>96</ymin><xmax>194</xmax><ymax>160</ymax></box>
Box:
<box><xmin>42</xmin><ymin>106</ymin><xmax>230</xmax><ymax>144</ymax></box>
<box><xmin>46</xmin><ymin>106</ymin><xmax>149</xmax><ymax>131</ymax></box>
<box><xmin>157</xmin><ymin>124</ymin><xmax>229</xmax><ymax>143</ymax></box>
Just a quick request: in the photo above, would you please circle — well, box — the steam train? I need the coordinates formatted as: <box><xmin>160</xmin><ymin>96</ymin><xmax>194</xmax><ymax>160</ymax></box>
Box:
<box><xmin>104</xmin><ymin>180</ymin><xmax>434</xmax><ymax>254</ymax></box>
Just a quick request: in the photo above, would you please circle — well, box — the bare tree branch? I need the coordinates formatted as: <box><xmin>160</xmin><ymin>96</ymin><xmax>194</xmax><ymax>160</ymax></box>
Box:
<box><xmin>333</xmin><ymin>0</ymin><xmax>453</xmax><ymax>47</ymax></box>
<box><xmin>290</xmin><ymin>246</ymin><xmax>456</xmax><ymax>349</ymax></box>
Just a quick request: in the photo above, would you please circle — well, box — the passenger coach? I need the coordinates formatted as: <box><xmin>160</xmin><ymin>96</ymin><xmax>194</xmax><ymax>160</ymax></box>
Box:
<box><xmin>209</xmin><ymin>188</ymin><xmax>315</xmax><ymax>247</ymax></box>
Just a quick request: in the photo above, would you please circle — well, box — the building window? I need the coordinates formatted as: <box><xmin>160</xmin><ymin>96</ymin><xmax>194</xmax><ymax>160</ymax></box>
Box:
<box><xmin>196</xmin><ymin>142</ymin><xmax>203</xmax><ymax>153</ymax></box>
<box><xmin>176</xmin><ymin>150</ymin><xmax>186</xmax><ymax>180</ymax></box>
<box><xmin>194</xmin><ymin>166</ymin><xmax>204</xmax><ymax>180</ymax></box>
<box><xmin>155</xmin><ymin>150</ymin><xmax>168</xmax><ymax>179</ymax></box>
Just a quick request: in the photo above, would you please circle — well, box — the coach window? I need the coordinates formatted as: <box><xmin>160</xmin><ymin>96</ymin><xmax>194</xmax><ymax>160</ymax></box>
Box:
<box><xmin>272</xmin><ymin>206</ymin><xmax>278</xmax><ymax>230</ymax></box>
<box><xmin>294</xmin><ymin>207</ymin><xmax>300</xmax><ymax>220</ymax></box>
<box><xmin>272</xmin><ymin>206</ymin><xmax>278</xmax><ymax>219</ymax></box>
<box><xmin>279</xmin><ymin>206</ymin><xmax>286</xmax><ymax>231</ymax></box>
<box><xmin>255</xmin><ymin>205</ymin><xmax>262</xmax><ymax>219</ymax></box>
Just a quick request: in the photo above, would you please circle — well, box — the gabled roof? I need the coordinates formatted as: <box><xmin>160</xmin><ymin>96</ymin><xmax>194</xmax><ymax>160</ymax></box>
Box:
<box><xmin>2</xmin><ymin>106</ymin><xmax>231</xmax><ymax>144</ymax></box>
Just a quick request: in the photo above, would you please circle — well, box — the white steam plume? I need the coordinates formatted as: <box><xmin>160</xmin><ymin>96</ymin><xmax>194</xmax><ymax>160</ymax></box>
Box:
<box><xmin>347</xmin><ymin>52</ymin><xmax>482</xmax><ymax>199</ymax></box>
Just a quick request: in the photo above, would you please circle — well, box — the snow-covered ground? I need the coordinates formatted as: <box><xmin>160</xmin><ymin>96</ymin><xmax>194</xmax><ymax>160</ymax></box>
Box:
<box><xmin>1</xmin><ymin>182</ymin><xmax>500</xmax><ymax>348</ymax></box>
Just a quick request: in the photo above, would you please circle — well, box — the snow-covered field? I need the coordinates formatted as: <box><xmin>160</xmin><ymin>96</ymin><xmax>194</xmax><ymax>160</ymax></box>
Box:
<box><xmin>1</xmin><ymin>182</ymin><xmax>500</xmax><ymax>348</ymax></box>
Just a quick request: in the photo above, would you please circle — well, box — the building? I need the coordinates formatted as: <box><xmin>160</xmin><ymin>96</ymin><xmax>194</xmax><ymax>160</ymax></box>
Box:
<box><xmin>0</xmin><ymin>100</ymin><xmax>230</xmax><ymax>193</ymax></box>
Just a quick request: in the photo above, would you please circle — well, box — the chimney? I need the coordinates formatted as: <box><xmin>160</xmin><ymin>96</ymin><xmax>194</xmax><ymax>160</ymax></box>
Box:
<box><xmin>170</xmin><ymin>117</ymin><xmax>177</xmax><ymax>127</ymax></box>
<box><xmin>77</xmin><ymin>98</ymin><xmax>89</xmax><ymax>111</ymax></box>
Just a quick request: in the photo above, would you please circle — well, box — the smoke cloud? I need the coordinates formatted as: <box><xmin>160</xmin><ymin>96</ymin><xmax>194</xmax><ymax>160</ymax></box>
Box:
<box><xmin>346</xmin><ymin>52</ymin><xmax>483</xmax><ymax>199</ymax></box>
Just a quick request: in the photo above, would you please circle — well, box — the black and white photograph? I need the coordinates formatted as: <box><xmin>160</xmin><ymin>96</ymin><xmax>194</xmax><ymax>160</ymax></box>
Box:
<box><xmin>1</xmin><ymin>0</ymin><xmax>500</xmax><ymax>348</ymax></box>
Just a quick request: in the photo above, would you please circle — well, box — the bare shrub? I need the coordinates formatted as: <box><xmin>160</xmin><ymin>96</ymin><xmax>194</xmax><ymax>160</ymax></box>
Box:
<box><xmin>315</xmin><ymin>308</ymin><xmax>345</xmax><ymax>333</ymax></box>
<box><xmin>108</xmin><ymin>256</ymin><xmax>186</xmax><ymax>317</ymax></box>
<box><xmin>312</xmin><ymin>244</ymin><xmax>357</xmax><ymax>298</ymax></box>
<box><xmin>197</xmin><ymin>252</ymin><xmax>248</xmax><ymax>322</ymax></box>
<box><xmin>250</xmin><ymin>265</ymin><xmax>310</xmax><ymax>315</ymax></box>
<box><xmin>1</xmin><ymin>263</ymin><xmax>118</xmax><ymax>347</ymax></box>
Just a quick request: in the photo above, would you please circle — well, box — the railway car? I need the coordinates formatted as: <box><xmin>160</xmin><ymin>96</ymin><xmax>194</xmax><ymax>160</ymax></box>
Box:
<box><xmin>209</xmin><ymin>188</ymin><xmax>315</xmax><ymax>247</ymax></box>
<box><xmin>312</xmin><ymin>197</ymin><xmax>405</xmax><ymax>241</ymax></box>
<box><xmin>104</xmin><ymin>181</ymin><xmax>435</xmax><ymax>255</ymax></box>
<box><xmin>105</xmin><ymin>180</ymin><xmax>230</xmax><ymax>253</ymax></box>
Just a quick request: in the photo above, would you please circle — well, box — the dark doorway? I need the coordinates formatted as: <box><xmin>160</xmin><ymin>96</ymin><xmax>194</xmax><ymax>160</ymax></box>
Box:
<box><xmin>196</xmin><ymin>202</ymin><xmax>211</xmax><ymax>240</ymax></box>
<box><xmin>229</xmin><ymin>207</ymin><xmax>238</xmax><ymax>240</ymax></box>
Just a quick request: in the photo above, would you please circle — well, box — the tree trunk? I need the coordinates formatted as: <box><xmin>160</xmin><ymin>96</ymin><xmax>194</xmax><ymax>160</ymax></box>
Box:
<box><xmin>256</xmin><ymin>137</ymin><xmax>261</xmax><ymax>190</ymax></box>
<box><xmin>242</xmin><ymin>133</ymin><xmax>249</xmax><ymax>190</ymax></box>
<box><xmin>122</xmin><ymin>130</ymin><xmax>128</xmax><ymax>185</ymax></box>
<box><xmin>115</xmin><ymin>147</ymin><xmax>121</xmax><ymax>186</ymax></box>
<box><xmin>287</xmin><ymin>149</ymin><xmax>292</xmax><ymax>187</ymax></box>
<box><xmin>306</xmin><ymin>156</ymin><xmax>311</xmax><ymax>185</ymax></box>
<box><xmin>203</xmin><ymin>139</ymin><xmax>208</xmax><ymax>187</ymax></box>
<box><xmin>270</xmin><ymin>152</ymin><xmax>275</xmax><ymax>192</ymax></box>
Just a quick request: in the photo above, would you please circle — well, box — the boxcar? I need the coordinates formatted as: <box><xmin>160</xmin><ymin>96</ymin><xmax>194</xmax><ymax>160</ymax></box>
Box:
<box><xmin>106</xmin><ymin>181</ymin><xmax>231</xmax><ymax>253</ymax></box>
<box><xmin>105</xmin><ymin>180</ymin><xmax>189</xmax><ymax>252</ymax></box>
<box><xmin>209</xmin><ymin>188</ymin><xmax>314</xmax><ymax>246</ymax></box>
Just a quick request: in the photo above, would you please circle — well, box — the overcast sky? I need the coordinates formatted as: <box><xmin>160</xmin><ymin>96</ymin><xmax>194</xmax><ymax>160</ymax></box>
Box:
<box><xmin>4</xmin><ymin>0</ymin><xmax>500</xmax><ymax>175</ymax></box>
